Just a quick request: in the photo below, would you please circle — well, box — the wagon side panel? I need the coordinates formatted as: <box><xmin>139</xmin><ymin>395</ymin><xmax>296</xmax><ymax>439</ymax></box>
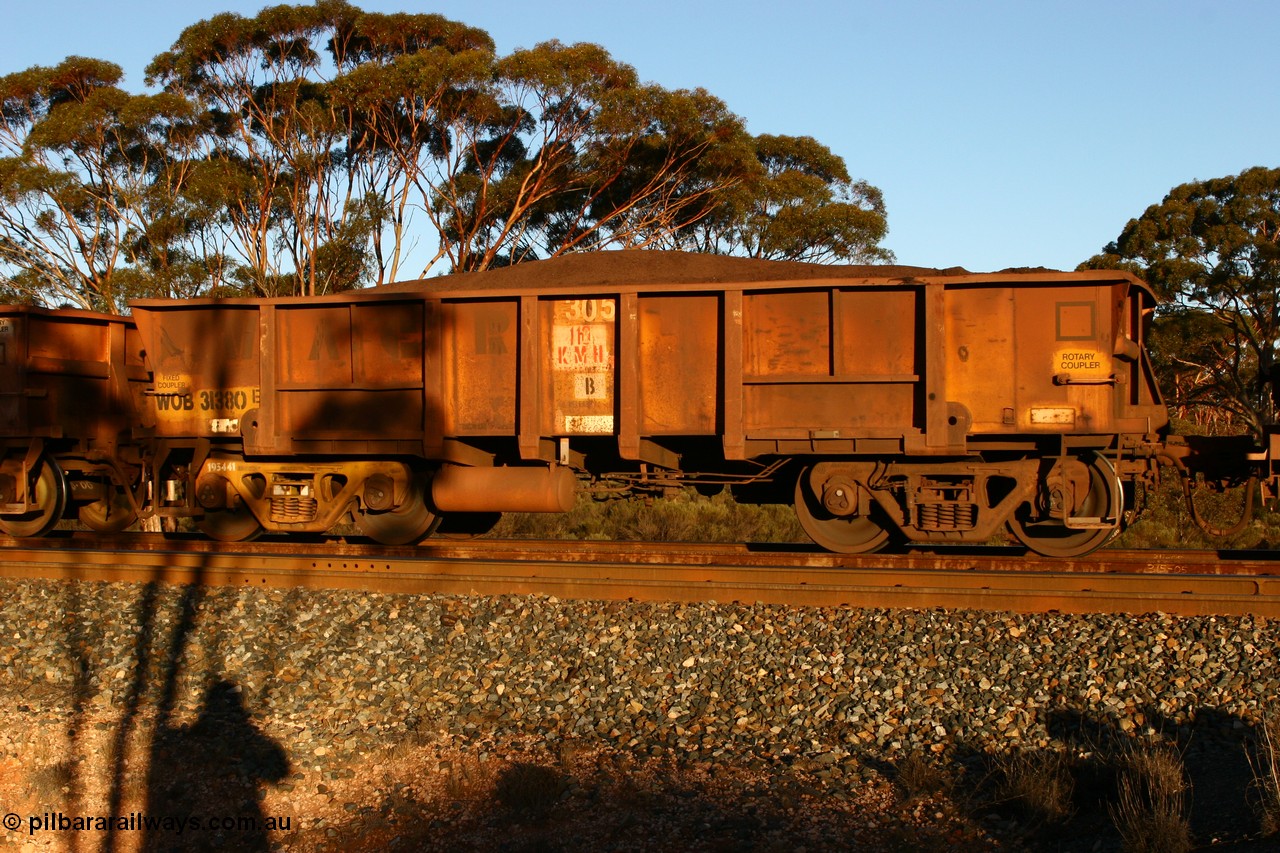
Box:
<box><xmin>442</xmin><ymin>299</ymin><xmax>519</xmax><ymax>437</ymax></box>
<box><xmin>943</xmin><ymin>285</ymin><xmax>1017</xmax><ymax>433</ymax></box>
<box><xmin>0</xmin><ymin>308</ymin><xmax>142</xmax><ymax>448</ymax></box>
<box><xmin>942</xmin><ymin>281</ymin><xmax>1132</xmax><ymax>437</ymax></box>
<box><xmin>1012</xmin><ymin>284</ymin><xmax>1115</xmax><ymax>435</ymax></box>
<box><xmin>636</xmin><ymin>293</ymin><xmax>718</xmax><ymax>436</ymax></box>
<box><xmin>133</xmin><ymin>304</ymin><xmax>264</xmax><ymax>442</ymax></box>
<box><xmin>542</xmin><ymin>297</ymin><xmax>617</xmax><ymax>437</ymax></box>
<box><xmin>272</xmin><ymin>300</ymin><xmax>430</xmax><ymax>451</ymax></box>
<box><xmin>740</xmin><ymin>287</ymin><xmax>920</xmax><ymax>444</ymax></box>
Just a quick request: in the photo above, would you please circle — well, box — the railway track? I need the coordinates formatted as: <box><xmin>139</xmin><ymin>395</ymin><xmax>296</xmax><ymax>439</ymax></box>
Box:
<box><xmin>1</xmin><ymin>534</ymin><xmax>1278</xmax><ymax>617</ymax></box>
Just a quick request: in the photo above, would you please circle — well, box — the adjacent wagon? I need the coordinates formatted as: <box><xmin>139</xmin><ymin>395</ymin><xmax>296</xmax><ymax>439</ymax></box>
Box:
<box><xmin>0</xmin><ymin>305</ymin><xmax>147</xmax><ymax>536</ymax></box>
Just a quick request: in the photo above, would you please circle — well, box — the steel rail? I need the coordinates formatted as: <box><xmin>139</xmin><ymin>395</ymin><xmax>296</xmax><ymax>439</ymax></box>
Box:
<box><xmin>11</xmin><ymin>533</ymin><xmax>1280</xmax><ymax>573</ymax></box>
<box><xmin>1</xmin><ymin>537</ymin><xmax>1277</xmax><ymax>617</ymax></box>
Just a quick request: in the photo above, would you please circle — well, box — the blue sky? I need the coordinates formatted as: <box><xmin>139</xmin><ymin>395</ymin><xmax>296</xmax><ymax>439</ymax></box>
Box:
<box><xmin>2</xmin><ymin>0</ymin><xmax>1276</xmax><ymax>273</ymax></box>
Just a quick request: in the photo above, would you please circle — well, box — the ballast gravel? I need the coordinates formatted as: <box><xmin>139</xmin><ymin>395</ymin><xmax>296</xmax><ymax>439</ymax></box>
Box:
<box><xmin>0</xmin><ymin>577</ymin><xmax>1273</xmax><ymax>851</ymax></box>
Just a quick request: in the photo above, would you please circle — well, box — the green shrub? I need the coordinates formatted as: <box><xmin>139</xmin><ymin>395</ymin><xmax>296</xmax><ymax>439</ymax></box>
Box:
<box><xmin>1113</xmin><ymin>473</ymin><xmax>1279</xmax><ymax>551</ymax></box>
<box><xmin>491</xmin><ymin>488</ymin><xmax>807</xmax><ymax>545</ymax></box>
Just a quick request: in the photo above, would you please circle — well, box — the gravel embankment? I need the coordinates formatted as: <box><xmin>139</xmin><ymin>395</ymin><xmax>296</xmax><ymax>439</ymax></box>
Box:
<box><xmin>0</xmin><ymin>577</ymin><xmax>1274</xmax><ymax>851</ymax></box>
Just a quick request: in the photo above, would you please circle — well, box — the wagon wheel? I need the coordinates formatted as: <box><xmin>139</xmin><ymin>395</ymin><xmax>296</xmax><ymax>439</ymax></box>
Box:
<box><xmin>0</xmin><ymin>457</ymin><xmax>69</xmax><ymax>538</ymax></box>
<box><xmin>79</xmin><ymin>485</ymin><xmax>138</xmax><ymax>534</ymax></box>
<box><xmin>793</xmin><ymin>467</ymin><xmax>892</xmax><ymax>554</ymax></box>
<box><xmin>196</xmin><ymin>503</ymin><xmax>264</xmax><ymax>542</ymax></box>
<box><xmin>357</xmin><ymin>475</ymin><xmax>440</xmax><ymax>545</ymax></box>
<box><xmin>435</xmin><ymin>512</ymin><xmax>502</xmax><ymax>540</ymax></box>
<box><xmin>1006</xmin><ymin>453</ymin><xmax>1122</xmax><ymax>558</ymax></box>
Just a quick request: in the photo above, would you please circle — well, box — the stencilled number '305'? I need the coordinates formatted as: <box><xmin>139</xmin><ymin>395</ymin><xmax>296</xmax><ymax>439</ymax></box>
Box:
<box><xmin>564</xmin><ymin>299</ymin><xmax>615</xmax><ymax>322</ymax></box>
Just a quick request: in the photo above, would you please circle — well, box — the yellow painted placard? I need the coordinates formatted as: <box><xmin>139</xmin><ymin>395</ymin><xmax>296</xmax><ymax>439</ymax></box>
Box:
<box><xmin>1054</xmin><ymin>348</ymin><xmax>1108</xmax><ymax>378</ymax></box>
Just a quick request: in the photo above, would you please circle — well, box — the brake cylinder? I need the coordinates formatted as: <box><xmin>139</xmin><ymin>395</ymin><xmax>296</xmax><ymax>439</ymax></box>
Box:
<box><xmin>431</xmin><ymin>465</ymin><xmax>576</xmax><ymax>513</ymax></box>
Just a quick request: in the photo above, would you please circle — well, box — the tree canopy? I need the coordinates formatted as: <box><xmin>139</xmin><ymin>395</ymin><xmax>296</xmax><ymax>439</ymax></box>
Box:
<box><xmin>660</xmin><ymin>133</ymin><xmax>892</xmax><ymax>264</ymax></box>
<box><xmin>1082</xmin><ymin>166</ymin><xmax>1280</xmax><ymax>436</ymax></box>
<box><xmin>0</xmin><ymin>57</ymin><xmax>212</xmax><ymax>310</ymax></box>
<box><xmin>0</xmin><ymin>1</ymin><xmax>893</xmax><ymax>310</ymax></box>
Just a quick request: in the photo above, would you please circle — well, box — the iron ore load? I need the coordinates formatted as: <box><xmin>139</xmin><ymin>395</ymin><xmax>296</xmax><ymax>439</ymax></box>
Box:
<box><xmin>0</xmin><ymin>251</ymin><xmax>1261</xmax><ymax>556</ymax></box>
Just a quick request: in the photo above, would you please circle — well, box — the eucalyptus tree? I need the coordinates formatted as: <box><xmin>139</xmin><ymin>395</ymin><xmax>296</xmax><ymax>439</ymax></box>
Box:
<box><xmin>324</xmin><ymin>12</ymin><xmax>497</xmax><ymax>281</ymax></box>
<box><xmin>0</xmin><ymin>57</ymin><xmax>217</xmax><ymax>310</ymax></box>
<box><xmin>2</xmin><ymin>2</ymin><xmax>895</xmax><ymax>303</ymax></box>
<box><xmin>135</xmin><ymin>2</ymin><xmax>893</xmax><ymax>282</ymax></box>
<box><xmin>1083</xmin><ymin>166</ymin><xmax>1280</xmax><ymax>436</ymax></box>
<box><xmin>662</xmin><ymin>133</ymin><xmax>894</xmax><ymax>264</ymax></box>
<box><xmin>146</xmin><ymin>2</ymin><xmax>495</xmax><ymax>294</ymax></box>
<box><xmin>422</xmin><ymin>40</ymin><xmax>759</xmax><ymax>272</ymax></box>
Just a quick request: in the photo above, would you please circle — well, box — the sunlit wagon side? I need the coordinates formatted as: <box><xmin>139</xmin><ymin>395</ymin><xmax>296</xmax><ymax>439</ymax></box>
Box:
<box><xmin>0</xmin><ymin>305</ymin><xmax>148</xmax><ymax>536</ymax></box>
<box><xmin>130</xmin><ymin>251</ymin><xmax>1169</xmax><ymax>556</ymax></box>
<box><xmin>418</xmin><ymin>254</ymin><xmax>1169</xmax><ymax>557</ymax></box>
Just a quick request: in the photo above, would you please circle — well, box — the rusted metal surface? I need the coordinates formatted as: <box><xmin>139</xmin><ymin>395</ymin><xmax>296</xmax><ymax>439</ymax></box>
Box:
<box><xmin>130</xmin><ymin>304</ymin><xmax>261</xmax><ymax>438</ymax></box>
<box><xmin>129</xmin><ymin>258</ymin><xmax>1172</xmax><ymax>545</ymax></box>
<box><xmin>131</xmin><ymin>299</ymin><xmax>431</xmax><ymax>450</ymax></box>
<box><xmin>11</xmin><ymin>534</ymin><xmax>1280</xmax><ymax>575</ymax></box>
<box><xmin>431</xmin><ymin>465</ymin><xmax>576</xmax><ymax>513</ymax></box>
<box><xmin>1</xmin><ymin>538</ymin><xmax>1277</xmax><ymax>618</ymax></box>
<box><xmin>0</xmin><ymin>306</ymin><xmax>146</xmax><ymax>534</ymax></box>
<box><xmin>108</xmin><ymin>253</ymin><xmax>1217</xmax><ymax>555</ymax></box>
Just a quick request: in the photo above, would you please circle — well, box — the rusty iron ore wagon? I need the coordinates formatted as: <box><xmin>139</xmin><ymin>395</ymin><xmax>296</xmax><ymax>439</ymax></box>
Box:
<box><xmin>120</xmin><ymin>251</ymin><xmax>1176</xmax><ymax>556</ymax></box>
<box><xmin>0</xmin><ymin>305</ymin><xmax>148</xmax><ymax>536</ymax></box>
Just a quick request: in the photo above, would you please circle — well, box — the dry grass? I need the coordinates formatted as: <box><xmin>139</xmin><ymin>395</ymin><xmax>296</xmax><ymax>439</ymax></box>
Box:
<box><xmin>1248</xmin><ymin>712</ymin><xmax>1280</xmax><ymax>835</ymax></box>
<box><xmin>993</xmin><ymin>751</ymin><xmax>1075</xmax><ymax>825</ymax></box>
<box><xmin>1108</xmin><ymin>741</ymin><xmax>1193</xmax><ymax>853</ymax></box>
<box><xmin>894</xmin><ymin>753</ymin><xmax>955</xmax><ymax>802</ymax></box>
<box><xmin>440</xmin><ymin>755</ymin><xmax>491</xmax><ymax>802</ymax></box>
<box><xmin>24</xmin><ymin>760</ymin><xmax>75</xmax><ymax>804</ymax></box>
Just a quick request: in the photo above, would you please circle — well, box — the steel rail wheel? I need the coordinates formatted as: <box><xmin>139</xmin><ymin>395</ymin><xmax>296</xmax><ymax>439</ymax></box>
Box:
<box><xmin>357</xmin><ymin>475</ymin><xmax>440</xmax><ymax>545</ymax></box>
<box><xmin>794</xmin><ymin>468</ymin><xmax>892</xmax><ymax>554</ymax></box>
<box><xmin>0</xmin><ymin>457</ymin><xmax>69</xmax><ymax>538</ymax></box>
<box><xmin>79</xmin><ymin>486</ymin><xmax>138</xmax><ymax>534</ymax></box>
<box><xmin>196</xmin><ymin>503</ymin><xmax>264</xmax><ymax>542</ymax></box>
<box><xmin>1007</xmin><ymin>453</ymin><xmax>1122</xmax><ymax>558</ymax></box>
